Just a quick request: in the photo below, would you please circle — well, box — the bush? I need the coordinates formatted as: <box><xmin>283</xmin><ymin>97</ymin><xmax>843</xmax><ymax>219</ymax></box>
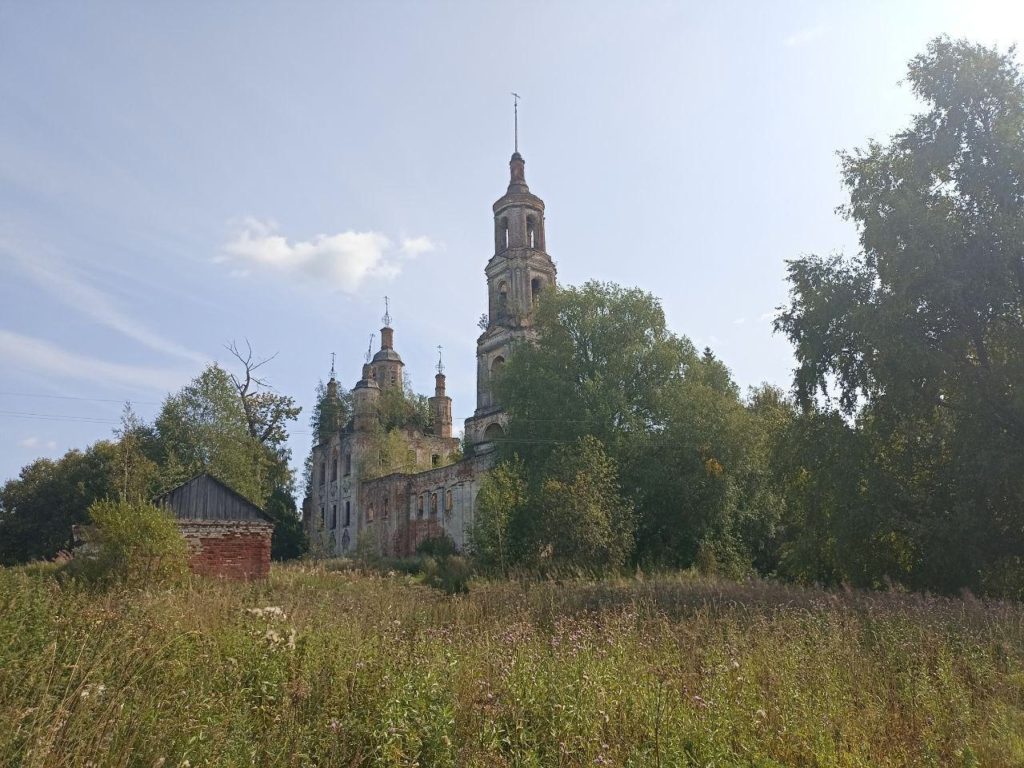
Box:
<box><xmin>421</xmin><ymin>554</ymin><xmax>473</xmax><ymax>594</ymax></box>
<box><xmin>416</xmin><ymin>534</ymin><xmax>457</xmax><ymax>559</ymax></box>
<box><xmin>68</xmin><ymin>499</ymin><xmax>188</xmax><ymax>588</ymax></box>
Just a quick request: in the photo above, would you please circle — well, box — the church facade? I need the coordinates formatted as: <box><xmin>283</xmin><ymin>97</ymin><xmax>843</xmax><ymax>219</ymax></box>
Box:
<box><xmin>303</xmin><ymin>149</ymin><xmax>557</xmax><ymax>557</ymax></box>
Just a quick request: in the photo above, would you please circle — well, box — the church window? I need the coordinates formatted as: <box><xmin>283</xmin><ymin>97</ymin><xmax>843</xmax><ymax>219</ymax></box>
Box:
<box><xmin>432</xmin><ymin>454</ymin><xmax>440</xmax><ymax>467</ymax></box>
<box><xmin>527</xmin><ymin>216</ymin><xmax>536</xmax><ymax>248</ymax></box>
<box><xmin>495</xmin><ymin>217</ymin><xmax>509</xmax><ymax>251</ymax></box>
<box><xmin>531</xmin><ymin>276</ymin><xmax>543</xmax><ymax>304</ymax></box>
<box><xmin>319</xmin><ymin>506</ymin><xmax>325</xmax><ymax>526</ymax></box>
<box><xmin>367</xmin><ymin>504</ymin><xmax>375</xmax><ymax>523</ymax></box>
<box><xmin>490</xmin><ymin>356</ymin><xmax>505</xmax><ymax>378</ymax></box>
<box><xmin>417</xmin><ymin>496</ymin><xmax>425</xmax><ymax>518</ymax></box>
<box><xmin>319</xmin><ymin>462</ymin><xmax>325</xmax><ymax>485</ymax></box>
<box><xmin>330</xmin><ymin>454</ymin><xmax>338</xmax><ymax>481</ymax></box>
<box><xmin>430</xmin><ymin>493</ymin><xmax>438</xmax><ymax>516</ymax></box>
<box><xmin>383</xmin><ymin>497</ymin><xmax>390</xmax><ymax>519</ymax></box>
<box><xmin>445</xmin><ymin>489</ymin><xmax>453</xmax><ymax>512</ymax></box>
<box><xmin>484</xmin><ymin>422</ymin><xmax>505</xmax><ymax>440</ymax></box>
<box><xmin>497</xmin><ymin>281</ymin><xmax>509</xmax><ymax>317</ymax></box>
<box><xmin>345</xmin><ymin>501</ymin><xmax>351</xmax><ymax>527</ymax></box>
<box><xmin>344</xmin><ymin>453</ymin><xmax>352</xmax><ymax>475</ymax></box>
<box><xmin>331</xmin><ymin>504</ymin><xmax>337</xmax><ymax>529</ymax></box>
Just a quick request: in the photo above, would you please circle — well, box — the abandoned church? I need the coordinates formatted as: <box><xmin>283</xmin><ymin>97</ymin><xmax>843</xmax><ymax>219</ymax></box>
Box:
<box><xmin>302</xmin><ymin>148</ymin><xmax>557</xmax><ymax>556</ymax></box>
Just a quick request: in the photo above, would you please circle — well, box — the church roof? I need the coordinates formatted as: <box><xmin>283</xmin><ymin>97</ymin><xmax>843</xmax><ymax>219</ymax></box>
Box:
<box><xmin>372</xmin><ymin>348</ymin><xmax>403</xmax><ymax>363</ymax></box>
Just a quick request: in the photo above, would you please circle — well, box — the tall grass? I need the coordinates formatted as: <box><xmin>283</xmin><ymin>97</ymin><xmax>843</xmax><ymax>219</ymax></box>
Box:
<box><xmin>1</xmin><ymin>564</ymin><xmax>1023</xmax><ymax>766</ymax></box>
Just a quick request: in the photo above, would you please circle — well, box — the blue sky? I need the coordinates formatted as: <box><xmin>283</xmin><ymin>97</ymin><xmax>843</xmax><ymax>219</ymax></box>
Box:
<box><xmin>1</xmin><ymin>1</ymin><xmax>1022</xmax><ymax>488</ymax></box>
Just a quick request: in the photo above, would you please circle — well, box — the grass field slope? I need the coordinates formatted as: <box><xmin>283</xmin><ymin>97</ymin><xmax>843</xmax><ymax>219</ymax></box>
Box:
<box><xmin>2</xmin><ymin>564</ymin><xmax>1023</xmax><ymax>767</ymax></box>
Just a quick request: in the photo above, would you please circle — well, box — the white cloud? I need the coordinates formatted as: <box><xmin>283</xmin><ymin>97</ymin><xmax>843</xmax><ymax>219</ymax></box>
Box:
<box><xmin>1</xmin><ymin>241</ymin><xmax>205</xmax><ymax>363</ymax></box>
<box><xmin>19</xmin><ymin>436</ymin><xmax>57</xmax><ymax>451</ymax></box>
<box><xmin>220</xmin><ymin>218</ymin><xmax>436</xmax><ymax>293</ymax></box>
<box><xmin>400</xmin><ymin>236</ymin><xmax>437</xmax><ymax>258</ymax></box>
<box><xmin>0</xmin><ymin>330</ymin><xmax>191</xmax><ymax>391</ymax></box>
<box><xmin>783</xmin><ymin>24</ymin><xmax>826</xmax><ymax>47</ymax></box>
<box><xmin>733</xmin><ymin>317</ymin><xmax>746</xmax><ymax>325</ymax></box>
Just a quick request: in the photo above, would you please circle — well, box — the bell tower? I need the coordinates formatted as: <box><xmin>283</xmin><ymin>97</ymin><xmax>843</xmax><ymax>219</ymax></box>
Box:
<box><xmin>465</xmin><ymin>131</ymin><xmax>557</xmax><ymax>449</ymax></box>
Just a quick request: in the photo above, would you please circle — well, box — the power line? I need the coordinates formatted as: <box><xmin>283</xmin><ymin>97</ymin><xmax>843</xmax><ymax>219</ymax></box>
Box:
<box><xmin>0</xmin><ymin>391</ymin><xmax>161</xmax><ymax>406</ymax></box>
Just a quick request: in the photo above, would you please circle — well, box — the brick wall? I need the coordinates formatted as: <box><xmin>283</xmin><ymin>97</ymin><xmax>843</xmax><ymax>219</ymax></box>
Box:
<box><xmin>178</xmin><ymin>521</ymin><xmax>273</xmax><ymax>580</ymax></box>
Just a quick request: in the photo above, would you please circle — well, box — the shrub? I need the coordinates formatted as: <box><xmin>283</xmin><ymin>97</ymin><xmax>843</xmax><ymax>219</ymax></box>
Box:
<box><xmin>421</xmin><ymin>554</ymin><xmax>473</xmax><ymax>594</ymax></box>
<box><xmin>416</xmin><ymin>534</ymin><xmax>457</xmax><ymax>559</ymax></box>
<box><xmin>68</xmin><ymin>499</ymin><xmax>188</xmax><ymax>588</ymax></box>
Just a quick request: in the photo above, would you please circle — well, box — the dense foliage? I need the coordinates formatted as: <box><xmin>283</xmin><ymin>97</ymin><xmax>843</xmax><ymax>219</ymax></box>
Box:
<box><xmin>66</xmin><ymin>499</ymin><xmax>188</xmax><ymax>588</ymax></box>
<box><xmin>487</xmin><ymin>281</ymin><xmax>780</xmax><ymax>575</ymax></box>
<box><xmin>775</xmin><ymin>37</ymin><xmax>1024</xmax><ymax>595</ymax></box>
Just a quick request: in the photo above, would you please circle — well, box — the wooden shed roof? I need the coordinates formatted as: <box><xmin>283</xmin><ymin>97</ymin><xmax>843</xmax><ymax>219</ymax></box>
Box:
<box><xmin>154</xmin><ymin>473</ymin><xmax>274</xmax><ymax>524</ymax></box>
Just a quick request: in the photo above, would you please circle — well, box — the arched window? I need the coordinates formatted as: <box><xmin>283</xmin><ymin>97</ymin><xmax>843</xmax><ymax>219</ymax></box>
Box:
<box><xmin>383</xmin><ymin>497</ymin><xmax>390</xmax><ymax>519</ymax></box>
<box><xmin>330</xmin><ymin>452</ymin><xmax>338</xmax><ymax>481</ymax></box>
<box><xmin>331</xmin><ymin>504</ymin><xmax>337</xmax><ymax>529</ymax></box>
<box><xmin>495</xmin><ymin>217</ymin><xmax>510</xmax><ymax>251</ymax></box>
<box><xmin>430</xmin><ymin>493</ymin><xmax>438</xmax><ymax>516</ymax></box>
<box><xmin>484</xmin><ymin>422</ymin><xmax>505</xmax><ymax>440</ymax></box>
<box><xmin>431</xmin><ymin>454</ymin><xmax>440</xmax><ymax>467</ymax></box>
<box><xmin>319</xmin><ymin>462</ymin><xmax>325</xmax><ymax>485</ymax></box>
<box><xmin>344</xmin><ymin>501</ymin><xmax>351</xmax><ymax>527</ymax></box>
<box><xmin>526</xmin><ymin>216</ymin><xmax>536</xmax><ymax>248</ymax></box>
<box><xmin>490</xmin><ymin>356</ymin><xmax>505</xmax><ymax>379</ymax></box>
<box><xmin>417</xmin><ymin>496</ymin><xmax>424</xmax><ymax>518</ymax></box>
<box><xmin>497</xmin><ymin>281</ymin><xmax>509</xmax><ymax>316</ymax></box>
<box><xmin>344</xmin><ymin>453</ymin><xmax>352</xmax><ymax>475</ymax></box>
<box><xmin>367</xmin><ymin>504</ymin><xmax>375</xmax><ymax>523</ymax></box>
<box><xmin>531</xmin><ymin>276</ymin><xmax>543</xmax><ymax>304</ymax></box>
<box><xmin>445</xmin><ymin>489</ymin><xmax>453</xmax><ymax>512</ymax></box>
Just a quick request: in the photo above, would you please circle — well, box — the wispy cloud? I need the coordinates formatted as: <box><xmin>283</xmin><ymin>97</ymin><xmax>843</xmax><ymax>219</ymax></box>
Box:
<box><xmin>1</xmin><ymin>240</ymin><xmax>206</xmax><ymax>363</ymax></box>
<box><xmin>0</xmin><ymin>330</ymin><xmax>191</xmax><ymax>391</ymax></box>
<box><xmin>219</xmin><ymin>218</ymin><xmax>436</xmax><ymax>293</ymax></box>
<box><xmin>759</xmin><ymin>310</ymin><xmax>778</xmax><ymax>323</ymax></box>
<box><xmin>783</xmin><ymin>24</ymin><xmax>826</xmax><ymax>47</ymax></box>
<box><xmin>19</xmin><ymin>436</ymin><xmax>57</xmax><ymax>451</ymax></box>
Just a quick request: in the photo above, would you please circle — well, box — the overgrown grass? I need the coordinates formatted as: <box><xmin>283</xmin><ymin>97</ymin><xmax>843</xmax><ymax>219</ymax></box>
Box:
<box><xmin>2</xmin><ymin>564</ymin><xmax>1023</xmax><ymax>766</ymax></box>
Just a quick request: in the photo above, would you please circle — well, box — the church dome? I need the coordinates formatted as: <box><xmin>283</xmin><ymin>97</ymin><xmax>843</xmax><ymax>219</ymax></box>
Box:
<box><xmin>372</xmin><ymin>348</ymin><xmax>403</xmax><ymax>363</ymax></box>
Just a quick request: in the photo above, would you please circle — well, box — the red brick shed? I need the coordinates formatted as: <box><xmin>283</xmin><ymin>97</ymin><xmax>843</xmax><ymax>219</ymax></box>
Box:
<box><xmin>156</xmin><ymin>474</ymin><xmax>274</xmax><ymax>580</ymax></box>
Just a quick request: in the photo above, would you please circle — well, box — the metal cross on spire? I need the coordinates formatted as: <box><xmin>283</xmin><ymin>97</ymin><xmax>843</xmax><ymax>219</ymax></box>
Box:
<box><xmin>436</xmin><ymin>345</ymin><xmax>445</xmax><ymax>375</ymax></box>
<box><xmin>365</xmin><ymin>333</ymin><xmax>375</xmax><ymax>364</ymax></box>
<box><xmin>329</xmin><ymin>352</ymin><xmax>336</xmax><ymax>379</ymax></box>
<box><xmin>511</xmin><ymin>92</ymin><xmax>521</xmax><ymax>153</ymax></box>
<box><xmin>382</xmin><ymin>295</ymin><xmax>392</xmax><ymax>327</ymax></box>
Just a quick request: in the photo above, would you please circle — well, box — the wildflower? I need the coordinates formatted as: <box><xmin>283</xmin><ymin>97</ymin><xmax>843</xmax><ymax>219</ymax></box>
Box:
<box><xmin>755</xmin><ymin>708</ymin><xmax>767</xmax><ymax>720</ymax></box>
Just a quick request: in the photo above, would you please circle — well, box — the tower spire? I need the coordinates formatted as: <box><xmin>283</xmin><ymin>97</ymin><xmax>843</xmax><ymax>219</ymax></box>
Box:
<box><xmin>511</xmin><ymin>92</ymin><xmax>520</xmax><ymax>154</ymax></box>
<box><xmin>365</xmin><ymin>333</ymin><xmax>375</xmax><ymax>364</ymax></box>
<box><xmin>436</xmin><ymin>344</ymin><xmax>445</xmax><ymax>375</ymax></box>
<box><xmin>382</xmin><ymin>295</ymin><xmax>391</xmax><ymax>327</ymax></box>
<box><xmin>329</xmin><ymin>352</ymin><xmax>336</xmax><ymax>380</ymax></box>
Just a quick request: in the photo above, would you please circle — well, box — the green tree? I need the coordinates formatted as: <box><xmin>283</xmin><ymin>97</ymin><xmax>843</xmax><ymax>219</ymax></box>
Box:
<box><xmin>72</xmin><ymin>499</ymin><xmax>188</xmax><ymax>588</ymax></box>
<box><xmin>776</xmin><ymin>38</ymin><xmax>1024</xmax><ymax>595</ymax></box>
<box><xmin>529</xmin><ymin>436</ymin><xmax>635</xmax><ymax>571</ymax></box>
<box><xmin>497</xmin><ymin>282</ymin><xmax>772</xmax><ymax>571</ymax></box>
<box><xmin>155</xmin><ymin>364</ymin><xmax>271</xmax><ymax>504</ymax></box>
<box><xmin>470</xmin><ymin>458</ymin><xmax>527</xmax><ymax>573</ymax></box>
<box><xmin>0</xmin><ymin>442</ymin><xmax>119</xmax><ymax>565</ymax></box>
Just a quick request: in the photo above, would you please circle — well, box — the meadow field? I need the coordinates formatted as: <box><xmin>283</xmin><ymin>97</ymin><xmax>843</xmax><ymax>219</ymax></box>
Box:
<box><xmin>2</xmin><ymin>564</ymin><xmax>1023</xmax><ymax>767</ymax></box>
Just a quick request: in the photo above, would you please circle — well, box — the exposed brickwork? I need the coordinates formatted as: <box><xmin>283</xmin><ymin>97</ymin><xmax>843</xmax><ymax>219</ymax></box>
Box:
<box><xmin>178</xmin><ymin>521</ymin><xmax>273</xmax><ymax>581</ymax></box>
